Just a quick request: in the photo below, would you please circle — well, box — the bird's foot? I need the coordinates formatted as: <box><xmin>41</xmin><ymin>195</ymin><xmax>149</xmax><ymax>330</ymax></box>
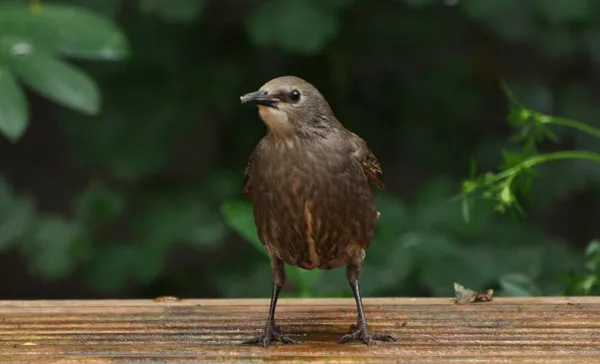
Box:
<box><xmin>243</xmin><ymin>322</ymin><xmax>296</xmax><ymax>348</ymax></box>
<box><xmin>339</xmin><ymin>323</ymin><xmax>396</xmax><ymax>345</ymax></box>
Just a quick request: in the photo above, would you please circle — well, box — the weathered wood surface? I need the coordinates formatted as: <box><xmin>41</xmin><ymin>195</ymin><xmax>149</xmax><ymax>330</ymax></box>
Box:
<box><xmin>1</xmin><ymin>297</ymin><xmax>600</xmax><ymax>363</ymax></box>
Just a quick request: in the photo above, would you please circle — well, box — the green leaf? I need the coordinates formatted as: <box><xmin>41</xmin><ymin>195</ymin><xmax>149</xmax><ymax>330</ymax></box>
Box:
<box><xmin>0</xmin><ymin>66</ymin><xmax>27</xmax><ymax>141</ymax></box>
<box><xmin>221</xmin><ymin>200</ymin><xmax>266</xmax><ymax>257</ymax></box>
<box><xmin>0</xmin><ymin>3</ymin><xmax>128</xmax><ymax>60</ymax></box>
<box><xmin>578</xmin><ymin>275</ymin><xmax>598</xmax><ymax>295</ymax></box>
<box><xmin>140</xmin><ymin>0</ymin><xmax>206</xmax><ymax>23</ymax></box>
<box><xmin>585</xmin><ymin>240</ymin><xmax>600</xmax><ymax>271</ymax></box>
<box><xmin>499</xmin><ymin>273</ymin><xmax>542</xmax><ymax>297</ymax></box>
<box><xmin>24</xmin><ymin>217</ymin><xmax>84</xmax><ymax>279</ymax></box>
<box><xmin>7</xmin><ymin>46</ymin><xmax>100</xmax><ymax>114</ymax></box>
<box><xmin>74</xmin><ymin>184</ymin><xmax>126</xmax><ymax>223</ymax></box>
<box><xmin>0</xmin><ymin>198</ymin><xmax>34</xmax><ymax>252</ymax></box>
<box><xmin>85</xmin><ymin>244</ymin><xmax>137</xmax><ymax>292</ymax></box>
<box><xmin>246</xmin><ymin>0</ymin><xmax>342</xmax><ymax>55</ymax></box>
<box><xmin>501</xmin><ymin>150</ymin><xmax>523</xmax><ymax>169</ymax></box>
<box><xmin>0</xmin><ymin>178</ymin><xmax>35</xmax><ymax>252</ymax></box>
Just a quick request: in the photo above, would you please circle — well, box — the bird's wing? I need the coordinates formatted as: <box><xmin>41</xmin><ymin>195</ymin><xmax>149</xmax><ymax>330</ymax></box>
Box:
<box><xmin>243</xmin><ymin>154</ymin><xmax>253</xmax><ymax>197</ymax></box>
<box><xmin>348</xmin><ymin>132</ymin><xmax>384</xmax><ymax>189</ymax></box>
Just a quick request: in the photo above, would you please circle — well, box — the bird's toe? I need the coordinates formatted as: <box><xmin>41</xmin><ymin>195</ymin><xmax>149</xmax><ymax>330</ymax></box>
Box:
<box><xmin>373</xmin><ymin>333</ymin><xmax>396</xmax><ymax>342</ymax></box>
<box><xmin>339</xmin><ymin>324</ymin><xmax>395</xmax><ymax>345</ymax></box>
<box><xmin>243</xmin><ymin>323</ymin><xmax>296</xmax><ymax>347</ymax></box>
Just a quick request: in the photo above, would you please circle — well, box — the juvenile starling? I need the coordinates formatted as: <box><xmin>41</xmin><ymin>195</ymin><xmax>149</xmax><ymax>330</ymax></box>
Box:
<box><xmin>240</xmin><ymin>76</ymin><xmax>395</xmax><ymax>347</ymax></box>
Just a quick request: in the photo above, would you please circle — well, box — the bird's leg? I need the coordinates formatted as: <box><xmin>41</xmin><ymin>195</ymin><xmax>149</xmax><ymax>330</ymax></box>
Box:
<box><xmin>339</xmin><ymin>261</ymin><xmax>396</xmax><ymax>345</ymax></box>
<box><xmin>243</xmin><ymin>256</ymin><xmax>296</xmax><ymax>347</ymax></box>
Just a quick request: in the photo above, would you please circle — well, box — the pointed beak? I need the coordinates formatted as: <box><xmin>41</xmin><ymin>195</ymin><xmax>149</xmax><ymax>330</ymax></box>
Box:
<box><xmin>240</xmin><ymin>90</ymin><xmax>279</xmax><ymax>108</ymax></box>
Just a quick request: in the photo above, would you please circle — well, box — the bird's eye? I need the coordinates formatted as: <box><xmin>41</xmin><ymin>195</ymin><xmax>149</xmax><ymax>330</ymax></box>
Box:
<box><xmin>288</xmin><ymin>89</ymin><xmax>301</xmax><ymax>102</ymax></box>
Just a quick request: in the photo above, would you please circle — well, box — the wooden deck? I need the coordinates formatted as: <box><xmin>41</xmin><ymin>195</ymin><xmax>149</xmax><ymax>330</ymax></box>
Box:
<box><xmin>1</xmin><ymin>297</ymin><xmax>600</xmax><ymax>363</ymax></box>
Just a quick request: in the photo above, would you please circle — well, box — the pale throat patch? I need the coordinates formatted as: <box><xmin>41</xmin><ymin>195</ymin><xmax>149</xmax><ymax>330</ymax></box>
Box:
<box><xmin>258</xmin><ymin>105</ymin><xmax>291</xmax><ymax>132</ymax></box>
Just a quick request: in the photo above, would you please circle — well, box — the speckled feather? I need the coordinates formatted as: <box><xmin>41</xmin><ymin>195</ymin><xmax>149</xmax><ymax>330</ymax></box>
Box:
<box><xmin>243</xmin><ymin>114</ymin><xmax>383</xmax><ymax>270</ymax></box>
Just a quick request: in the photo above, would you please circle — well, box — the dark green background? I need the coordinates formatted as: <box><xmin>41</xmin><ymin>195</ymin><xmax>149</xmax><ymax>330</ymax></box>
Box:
<box><xmin>1</xmin><ymin>0</ymin><xmax>599</xmax><ymax>299</ymax></box>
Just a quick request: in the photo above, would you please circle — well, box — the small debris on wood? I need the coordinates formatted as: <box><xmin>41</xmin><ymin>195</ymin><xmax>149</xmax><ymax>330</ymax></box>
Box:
<box><xmin>454</xmin><ymin>282</ymin><xmax>494</xmax><ymax>304</ymax></box>
<box><xmin>153</xmin><ymin>296</ymin><xmax>182</xmax><ymax>302</ymax></box>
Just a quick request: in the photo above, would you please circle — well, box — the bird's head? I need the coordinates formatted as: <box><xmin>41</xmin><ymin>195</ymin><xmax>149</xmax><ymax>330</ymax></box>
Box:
<box><xmin>240</xmin><ymin>76</ymin><xmax>338</xmax><ymax>136</ymax></box>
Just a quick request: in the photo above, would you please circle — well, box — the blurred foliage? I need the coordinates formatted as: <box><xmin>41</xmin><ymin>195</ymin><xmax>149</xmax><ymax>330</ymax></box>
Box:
<box><xmin>566</xmin><ymin>240</ymin><xmax>600</xmax><ymax>295</ymax></box>
<box><xmin>458</xmin><ymin>84</ymin><xmax>600</xmax><ymax>296</ymax></box>
<box><xmin>0</xmin><ymin>0</ymin><xmax>599</xmax><ymax>298</ymax></box>
<box><xmin>0</xmin><ymin>0</ymin><xmax>128</xmax><ymax>141</ymax></box>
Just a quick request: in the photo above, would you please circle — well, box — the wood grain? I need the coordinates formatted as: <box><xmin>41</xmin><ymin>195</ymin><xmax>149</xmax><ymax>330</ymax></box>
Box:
<box><xmin>1</xmin><ymin>297</ymin><xmax>600</xmax><ymax>363</ymax></box>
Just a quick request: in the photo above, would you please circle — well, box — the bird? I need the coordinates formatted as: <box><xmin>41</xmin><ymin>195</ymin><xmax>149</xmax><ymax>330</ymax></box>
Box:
<box><xmin>239</xmin><ymin>75</ymin><xmax>396</xmax><ymax>347</ymax></box>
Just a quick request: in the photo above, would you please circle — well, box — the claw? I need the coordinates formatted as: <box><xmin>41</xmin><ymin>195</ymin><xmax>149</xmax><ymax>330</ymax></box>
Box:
<box><xmin>243</xmin><ymin>323</ymin><xmax>296</xmax><ymax>347</ymax></box>
<box><xmin>339</xmin><ymin>323</ymin><xmax>396</xmax><ymax>345</ymax></box>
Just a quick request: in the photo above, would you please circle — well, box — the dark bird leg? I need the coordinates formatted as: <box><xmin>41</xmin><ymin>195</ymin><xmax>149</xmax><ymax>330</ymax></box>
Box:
<box><xmin>243</xmin><ymin>256</ymin><xmax>296</xmax><ymax>347</ymax></box>
<box><xmin>339</xmin><ymin>261</ymin><xmax>396</xmax><ymax>345</ymax></box>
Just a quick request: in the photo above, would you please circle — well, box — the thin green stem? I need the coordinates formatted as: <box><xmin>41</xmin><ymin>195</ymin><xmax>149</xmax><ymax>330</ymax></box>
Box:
<box><xmin>485</xmin><ymin>150</ymin><xmax>600</xmax><ymax>185</ymax></box>
<box><xmin>536</xmin><ymin>114</ymin><xmax>600</xmax><ymax>141</ymax></box>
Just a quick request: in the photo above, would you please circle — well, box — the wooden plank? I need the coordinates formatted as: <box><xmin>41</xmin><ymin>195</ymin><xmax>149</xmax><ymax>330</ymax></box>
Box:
<box><xmin>1</xmin><ymin>297</ymin><xmax>600</xmax><ymax>363</ymax></box>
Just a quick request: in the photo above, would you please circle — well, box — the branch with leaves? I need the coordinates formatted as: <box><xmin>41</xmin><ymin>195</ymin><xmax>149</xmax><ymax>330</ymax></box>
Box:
<box><xmin>457</xmin><ymin>81</ymin><xmax>600</xmax><ymax>221</ymax></box>
<box><xmin>0</xmin><ymin>1</ymin><xmax>129</xmax><ymax>142</ymax></box>
<box><xmin>455</xmin><ymin>81</ymin><xmax>600</xmax><ymax>295</ymax></box>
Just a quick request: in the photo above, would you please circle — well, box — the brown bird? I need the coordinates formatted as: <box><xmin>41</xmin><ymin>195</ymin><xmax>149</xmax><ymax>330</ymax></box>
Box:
<box><xmin>240</xmin><ymin>76</ymin><xmax>395</xmax><ymax>347</ymax></box>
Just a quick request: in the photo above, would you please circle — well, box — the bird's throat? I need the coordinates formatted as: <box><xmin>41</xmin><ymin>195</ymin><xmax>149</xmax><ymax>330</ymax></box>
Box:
<box><xmin>258</xmin><ymin>105</ymin><xmax>294</xmax><ymax>137</ymax></box>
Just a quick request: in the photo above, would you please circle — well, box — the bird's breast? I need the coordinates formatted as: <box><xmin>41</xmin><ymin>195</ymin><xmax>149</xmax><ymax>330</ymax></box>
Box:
<box><xmin>250</xmin><ymin>138</ymin><xmax>377</xmax><ymax>270</ymax></box>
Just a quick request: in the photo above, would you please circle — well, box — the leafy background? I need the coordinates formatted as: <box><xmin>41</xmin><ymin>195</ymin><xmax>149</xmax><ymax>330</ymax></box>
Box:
<box><xmin>1</xmin><ymin>0</ymin><xmax>599</xmax><ymax>299</ymax></box>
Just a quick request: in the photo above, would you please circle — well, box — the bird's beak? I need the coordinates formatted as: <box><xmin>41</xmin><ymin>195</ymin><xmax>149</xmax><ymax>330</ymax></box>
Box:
<box><xmin>240</xmin><ymin>90</ymin><xmax>279</xmax><ymax>108</ymax></box>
